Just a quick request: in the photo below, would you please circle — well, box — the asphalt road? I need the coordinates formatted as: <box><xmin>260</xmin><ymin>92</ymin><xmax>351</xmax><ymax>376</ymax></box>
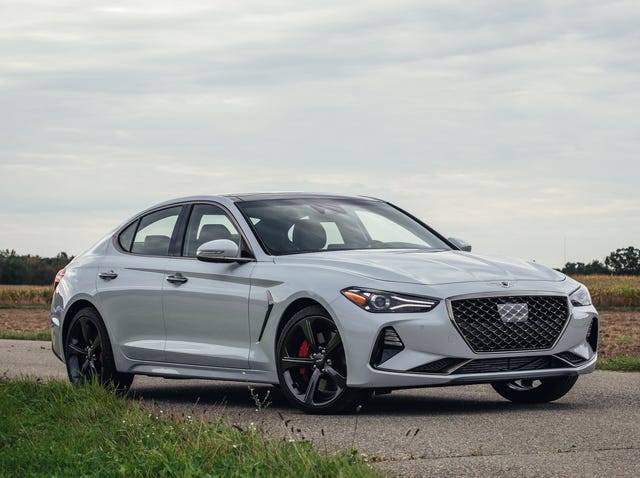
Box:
<box><xmin>2</xmin><ymin>339</ymin><xmax>639</xmax><ymax>477</ymax></box>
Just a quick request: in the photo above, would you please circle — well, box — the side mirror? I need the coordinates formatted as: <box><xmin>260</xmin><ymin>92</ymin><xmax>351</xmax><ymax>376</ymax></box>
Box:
<box><xmin>196</xmin><ymin>239</ymin><xmax>254</xmax><ymax>263</ymax></box>
<box><xmin>448</xmin><ymin>237</ymin><xmax>472</xmax><ymax>252</ymax></box>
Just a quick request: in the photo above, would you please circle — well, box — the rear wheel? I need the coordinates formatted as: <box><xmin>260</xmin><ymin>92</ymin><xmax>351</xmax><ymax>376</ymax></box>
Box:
<box><xmin>492</xmin><ymin>375</ymin><xmax>578</xmax><ymax>403</ymax></box>
<box><xmin>276</xmin><ymin>305</ymin><xmax>370</xmax><ymax>414</ymax></box>
<box><xmin>64</xmin><ymin>307</ymin><xmax>133</xmax><ymax>393</ymax></box>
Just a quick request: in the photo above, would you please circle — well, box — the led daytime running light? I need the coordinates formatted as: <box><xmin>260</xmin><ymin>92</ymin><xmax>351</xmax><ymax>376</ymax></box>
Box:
<box><xmin>341</xmin><ymin>288</ymin><xmax>439</xmax><ymax>313</ymax></box>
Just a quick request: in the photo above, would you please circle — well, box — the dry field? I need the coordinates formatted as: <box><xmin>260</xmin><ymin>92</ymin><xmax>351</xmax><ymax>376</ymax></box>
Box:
<box><xmin>0</xmin><ymin>285</ymin><xmax>52</xmax><ymax>305</ymax></box>
<box><xmin>572</xmin><ymin>274</ymin><xmax>640</xmax><ymax>307</ymax></box>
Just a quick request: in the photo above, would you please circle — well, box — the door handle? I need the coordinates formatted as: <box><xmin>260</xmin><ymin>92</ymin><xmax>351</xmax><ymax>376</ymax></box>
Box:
<box><xmin>98</xmin><ymin>271</ymin><xmax>118</xmax><ymax>280</ymax></box>
<box><xmin>166</xmin><ymin>273</ymin><xmax>188</xmax><ymax>284</ymax></box>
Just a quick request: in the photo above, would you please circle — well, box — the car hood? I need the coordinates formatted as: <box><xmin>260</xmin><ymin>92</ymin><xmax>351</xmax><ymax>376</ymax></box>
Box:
<box><xmin>274</xmin><ymin>250</ymin><xmax>565</xmax><ymax>285</ymax></box>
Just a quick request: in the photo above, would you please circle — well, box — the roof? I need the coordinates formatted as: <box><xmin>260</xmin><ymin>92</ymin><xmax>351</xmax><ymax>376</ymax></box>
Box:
<box><xmin>223</xmin><ymin>192</ymin><xmax>382</xmax><ymax>202</ymax></box>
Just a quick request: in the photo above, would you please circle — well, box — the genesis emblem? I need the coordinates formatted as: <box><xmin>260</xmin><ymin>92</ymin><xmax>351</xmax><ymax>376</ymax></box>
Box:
<box><xmin>497</xmin><ymin>303</ymin><xmax>529</xmax><ymax>323</ymax></box>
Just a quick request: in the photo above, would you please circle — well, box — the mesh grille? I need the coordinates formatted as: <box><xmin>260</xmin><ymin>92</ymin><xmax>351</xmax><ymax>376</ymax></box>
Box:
<box><xmin>453</xmin><ymin>356</ymin><xmax>568</xmax><ymax>374</ymax></box>
<box><xmin>410</xmin><ymin>354</ymin><xmax>580</xmax><ymax>375</ymax></box>
<box><xmin>410</xmin><ymin>358</ymin><xmax>465</xmax><ymax>373</ymax></box>
<box><xmin>450</xmin><ymin>295</ymin><xmax>569</xmax><ymax>353</ymax></box>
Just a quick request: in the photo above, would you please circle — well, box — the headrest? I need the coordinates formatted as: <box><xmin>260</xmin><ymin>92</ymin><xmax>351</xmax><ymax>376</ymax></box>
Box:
<box><xmin>143</xmin><ymin>235</ymin><xmax>170</xmax><ymax>254</ymax></box>
<box><xmin>199</xmin><ymin>224</ymin><xmax>232</xmax><ymax>243</ymax></box>
<box><xmin>291</xmin><ymin>220</ymin><xmax>326</xmax><ymax>251</ymax></box>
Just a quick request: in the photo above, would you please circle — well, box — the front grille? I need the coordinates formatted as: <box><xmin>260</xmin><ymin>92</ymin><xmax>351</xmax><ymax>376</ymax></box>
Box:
<box><xmin>449</xmin><ymin>295</ymin><xmax>569</xmax><ymax>353</ymax></box>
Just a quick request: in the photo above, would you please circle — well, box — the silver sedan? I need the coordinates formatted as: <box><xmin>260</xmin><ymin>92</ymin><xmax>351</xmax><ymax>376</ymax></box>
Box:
<box><xmin>50</xmin><ymin>193</ymin><xmax>598</xmax><ymax>413</ymax></box>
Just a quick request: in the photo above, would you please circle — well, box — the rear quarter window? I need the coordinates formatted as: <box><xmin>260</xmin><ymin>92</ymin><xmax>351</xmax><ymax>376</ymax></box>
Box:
<box><xmin>118</xmin><ymin>221</ymin><xmax>137</xmax><ymax>252</ymax></box>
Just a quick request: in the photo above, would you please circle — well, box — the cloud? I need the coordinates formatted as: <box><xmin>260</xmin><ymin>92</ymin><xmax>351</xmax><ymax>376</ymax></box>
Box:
<box><xmin>0</xmin><ymin>0</ymin><xmax>638</xmax><ymax>267</ymax></box>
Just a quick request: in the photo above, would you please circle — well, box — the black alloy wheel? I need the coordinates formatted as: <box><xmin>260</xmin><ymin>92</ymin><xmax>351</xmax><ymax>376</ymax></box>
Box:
<box><xmin>491</xmin><ymin>375</ymin><xmax>579</xmax><ymax>403</ymax></box>
<box><xmin>276</xmin><ymin>305</ymin><xmax>370</xmax><ymax>414</ymax></box>
<box><xmin>64</xmin><ymin>307</ymin><xmax>133</xmax><ymax>392</ymax></box>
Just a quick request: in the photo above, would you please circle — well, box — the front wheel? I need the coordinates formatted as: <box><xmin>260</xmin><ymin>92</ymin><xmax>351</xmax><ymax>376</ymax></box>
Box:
<box><xmin>492</xmin><ymin>375</ymin><xmax>578</xmax><ymax>404</ymax></box>
<box><xmin>64</xmin><ymin>307</ymin><xmax>134</xmax><ymax>393</ymax></box>
<box><xmin>276</xmin><ymin>306</ymin><xmax>370</xmax><ymax>414</ymax></box>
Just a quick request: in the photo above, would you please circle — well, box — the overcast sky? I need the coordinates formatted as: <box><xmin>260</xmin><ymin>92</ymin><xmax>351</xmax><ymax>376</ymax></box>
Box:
<box><xmin>1</xmin><ymin>0</ymin><xmax>638</xmax><ymax>268</ymax></box>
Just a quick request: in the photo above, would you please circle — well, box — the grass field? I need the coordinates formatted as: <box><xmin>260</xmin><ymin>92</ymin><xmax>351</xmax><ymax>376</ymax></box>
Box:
<box><xmin>0</xmin><ymin>378</ymin><xmax>378</xmax><ymax>478</ymax></box>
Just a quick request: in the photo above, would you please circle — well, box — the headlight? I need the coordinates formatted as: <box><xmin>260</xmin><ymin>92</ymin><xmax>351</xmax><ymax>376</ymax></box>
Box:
<box><xmin>341</xmin><ymin>287</ymin><xmax>439</xmax><ymax>313</ymax></box>
<box><xmin>570</xmin><ymin>284</ymin><xmax>592</xmax><ymax>307</ymax></box>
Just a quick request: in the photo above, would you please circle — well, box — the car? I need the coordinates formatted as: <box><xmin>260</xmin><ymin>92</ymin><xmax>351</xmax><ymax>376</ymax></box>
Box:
<box><xmin>50</xmin><ymin>193</ymin><xmax>599</xmax><ymax>413</ymax></box>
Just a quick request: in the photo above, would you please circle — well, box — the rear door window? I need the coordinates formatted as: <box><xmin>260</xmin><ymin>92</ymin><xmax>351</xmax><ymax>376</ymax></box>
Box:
<box><xmin>130</xmin><ymin>206</ymin><xmax>182</xmax><ymax>256</ymax></box>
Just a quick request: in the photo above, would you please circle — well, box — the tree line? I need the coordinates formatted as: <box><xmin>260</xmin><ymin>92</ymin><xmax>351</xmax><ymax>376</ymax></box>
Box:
<box><xmin>561</xmin><ymin>246</ymin><xmax>640</xmax><ymax>275</ymax></box>
<box><xmin>0</xmin><ymin>250</ymin><xmax>72</xmax><ymax>285</ymax></box>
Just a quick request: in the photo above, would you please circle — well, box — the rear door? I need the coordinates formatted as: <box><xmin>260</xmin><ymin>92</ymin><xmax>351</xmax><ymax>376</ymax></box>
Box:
<box><xmin>97</xmin><ymin>205</ymin><xmax>184</xmax><ymax>362</ymax></box>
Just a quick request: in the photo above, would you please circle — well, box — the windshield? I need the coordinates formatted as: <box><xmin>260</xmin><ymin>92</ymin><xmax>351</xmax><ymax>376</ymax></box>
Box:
<box><xmin>235</xmin><ymin>197</ymin><xmax>451</xmax><ymax>255</ymax></box>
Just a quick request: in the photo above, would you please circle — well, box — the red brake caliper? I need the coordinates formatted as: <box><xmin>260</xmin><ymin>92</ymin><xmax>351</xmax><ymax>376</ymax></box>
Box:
<box><xmin>298</xmin><ymin>340</ymin><xmax>309</xmax><ymax>379</ymax></box>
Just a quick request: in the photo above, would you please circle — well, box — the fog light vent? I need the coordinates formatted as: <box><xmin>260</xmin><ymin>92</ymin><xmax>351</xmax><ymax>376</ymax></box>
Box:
<box><xmin>383</xmin><ymin>328</ymin><xmax>403</xmax><ymax>348</ymax></box>
<box><xmin>371</xmin><ymin>327</ymin><xmax>404</xmax><ymax>368</ymax></box>
<box><xmin>586</xmin><ymin>318</ymin><xmax>599</xmax><ymax>352</ymax></box>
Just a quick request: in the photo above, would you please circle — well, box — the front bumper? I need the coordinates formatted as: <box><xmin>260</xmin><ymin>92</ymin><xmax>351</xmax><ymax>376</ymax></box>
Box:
<box><xmin>331</xmin><ymin>290</ymin><xmax>598</xmax><ymax>389</ymax></box>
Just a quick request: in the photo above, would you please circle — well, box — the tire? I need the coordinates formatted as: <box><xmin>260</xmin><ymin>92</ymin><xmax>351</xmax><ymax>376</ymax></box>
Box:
<box><xmin>276</xmin><ymin>305</ymin><xmax>371</xmax><ymax>414</ymax></box>
<box><xmin>64</xmin><ymin>307</ymin><xmax>134</xmax><ymax>393</ymax></box>
<box><xmin>491</xmin><ymin>375</ymin><xmax>578</xmax><ymax>404</ymax></box>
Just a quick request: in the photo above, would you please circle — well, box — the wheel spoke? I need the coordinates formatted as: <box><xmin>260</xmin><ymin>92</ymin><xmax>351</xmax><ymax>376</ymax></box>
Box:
<box><xmin>304</xmin><ymin>368</ymin><xmax>322</xmax><ymax>405</ymax></box>
<box><xmin>324</xmin><ymin>365</ymin><xmax>346</xmax><ymax>389</ymax></box>
<box><xmin>68</xmin><ymin>343</ymin><xmax>85</xmax><ymax>356</ymax></box>
<box><xmin>299</xmin><ymin>318</ymin><xmax>318</xmax><ymax>352</ymax></box>
<box><xmin>90</xmin><ymin>335</ymin><xmax>101</xmax><ymax>354</ymax></box>
<box><xmin>324</xmin><ymin>332</ymin><xmax>341</xmax><ymax>355</ymax></box>
<box><xmin>81</xmin><ymin>358</ymin><xmax>90</xmax><ymax>373</ymax></box>
<box><xmin>280</xmin><ymin>356</ymin><xmax>314</xmax><ymax>370</ymax></box>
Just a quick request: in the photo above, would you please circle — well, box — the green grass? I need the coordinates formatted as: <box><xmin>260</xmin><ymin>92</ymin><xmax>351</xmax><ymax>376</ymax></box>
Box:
<box><xmin>0</xmin><ymin>330</ymin><xmax>50</xmax><ymax>341</ymax></box>
<box><xmin>596</xmin><ymin>356</ymin><xmax>640</xmax><ymax>372</ymax></box>
<box><xmin>0</xmin><ymin>379</ymin><xmax>379</xmax><ymax>478</ymax></box>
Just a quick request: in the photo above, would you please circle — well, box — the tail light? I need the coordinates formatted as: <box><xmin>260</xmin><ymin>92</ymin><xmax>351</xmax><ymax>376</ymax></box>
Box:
<box><xmin>53</xmin><ymin>268</ymin><xmax>66</xmax><ymax>292</ymax></box>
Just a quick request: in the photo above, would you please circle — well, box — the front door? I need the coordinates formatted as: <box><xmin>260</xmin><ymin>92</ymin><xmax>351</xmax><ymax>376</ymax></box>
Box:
<box><xmin>162</xmin><ymin>203</ymin><xmax>254</xmax><ymax>368</ymax></box>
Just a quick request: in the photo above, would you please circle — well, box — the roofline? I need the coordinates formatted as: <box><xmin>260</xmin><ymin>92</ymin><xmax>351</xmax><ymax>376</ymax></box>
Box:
<box><xmin>128</xmin><ymin>193</ymin><xmax>384</xmax><ymax>221</ymax></box>
<box><xmin>222</xmin><ymin>192</ymin><xmax>383</xmax><ymax>202</ymax></box>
